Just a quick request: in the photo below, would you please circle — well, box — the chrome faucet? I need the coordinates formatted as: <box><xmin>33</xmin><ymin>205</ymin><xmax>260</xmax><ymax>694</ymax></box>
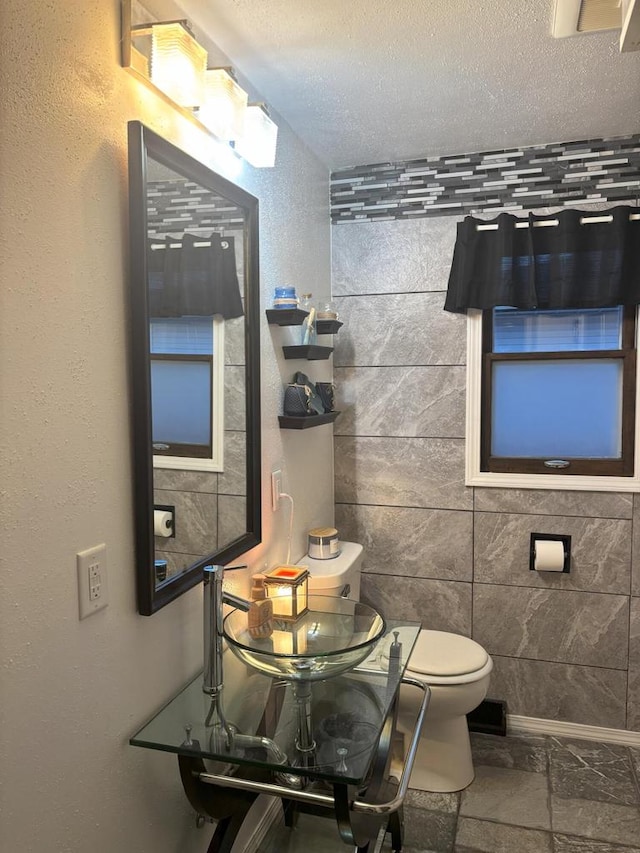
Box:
<box><xmin>201</xmin><ymin>563</ymin><xmax>304</xmax><ymax>788</ymax></box>
<box><xmin>203</xmin><ymin>564</ymin><xmax>251</xmax><ymax>698</ymax></box>
<box><xmin>202</xmin><ymin>564</ymin><xmax>251</xmax><ymax>750</ymax></box>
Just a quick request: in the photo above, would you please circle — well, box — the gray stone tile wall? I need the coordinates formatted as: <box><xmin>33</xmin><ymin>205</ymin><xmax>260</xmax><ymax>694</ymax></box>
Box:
<box><xmin>332</xmin><ymin>141</ymin><xmax>640</xmax><ymax>729</ymax></box>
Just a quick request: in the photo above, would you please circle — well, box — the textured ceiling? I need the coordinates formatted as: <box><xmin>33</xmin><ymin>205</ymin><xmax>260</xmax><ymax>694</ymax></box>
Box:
<box><xmin>149</xmin><ymin>0</ymin><xmax>640</xmax><ymax>169</ymax></box>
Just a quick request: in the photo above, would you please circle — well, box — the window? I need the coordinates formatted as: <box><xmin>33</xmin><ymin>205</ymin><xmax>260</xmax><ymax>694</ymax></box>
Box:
<box><xmin>445</xmin><ymin>206</ymin><xmax>640</xmax><ymax>492</ymax></box>
<box><xmin>466</xmin><ymin>306</ymin><xmax>640</xmax><ymax>491</ymax></box>
<box><xmin>150</xmin><ymin>316</ymin><xmax>225</xmax><ymax>471</ymax></box>
<box><xmin>481</xmin><ymin>305</ymin><xmax>636</xmax><ymax>477</ymax></box>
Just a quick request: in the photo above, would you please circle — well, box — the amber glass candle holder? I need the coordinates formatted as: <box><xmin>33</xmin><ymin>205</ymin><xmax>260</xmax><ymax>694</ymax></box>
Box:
<box><xmin>263</xmin><ymin>566</ymin><xmax>309</xmax><ymax>620</ymax></box>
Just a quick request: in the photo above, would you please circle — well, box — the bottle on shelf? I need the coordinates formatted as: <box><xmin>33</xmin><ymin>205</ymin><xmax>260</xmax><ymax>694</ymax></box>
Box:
<box><xmin>299</xmin><ymin>293</ymin><xmax>317</xmax><ymax>345</ymax></box>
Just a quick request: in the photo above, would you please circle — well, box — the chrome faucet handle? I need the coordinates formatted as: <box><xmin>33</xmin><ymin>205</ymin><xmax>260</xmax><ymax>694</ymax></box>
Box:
<box><xmin>223</xmin><ymin>592</ymin><xmax>252</xmax><ymax>612</ymax></box>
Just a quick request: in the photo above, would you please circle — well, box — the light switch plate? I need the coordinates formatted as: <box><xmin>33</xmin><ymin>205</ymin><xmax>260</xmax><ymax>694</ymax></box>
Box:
<box><xmin>271</xmin><ymin>469</ymin><xmax>283</xmax><ymax>511</ymax></box>
<box><xmin>77</xmin><ymin>543</ymin><xmax>108</xmax><ymax>619</ymax></box>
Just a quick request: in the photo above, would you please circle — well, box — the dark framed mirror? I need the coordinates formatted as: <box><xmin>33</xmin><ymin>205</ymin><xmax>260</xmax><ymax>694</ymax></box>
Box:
<box><xmin>128</xmin><ymin>121</ymin><xmax>261</xmax><ymax>615</ymax></box>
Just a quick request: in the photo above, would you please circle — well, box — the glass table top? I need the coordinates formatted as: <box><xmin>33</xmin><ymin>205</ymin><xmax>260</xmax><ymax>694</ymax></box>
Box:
<box><xmin>130</xmin><ymin>620</ymin><xmax>420</xmax><ymax>787</ymax></box>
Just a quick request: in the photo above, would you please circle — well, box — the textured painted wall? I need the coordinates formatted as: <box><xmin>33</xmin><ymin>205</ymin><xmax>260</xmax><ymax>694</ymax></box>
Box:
<box><xmin>0</xmin><ymin>1</ymin><xmax>331</xmax><ymax>851</ymax></box>
<box><xmin>332</xmin><ymin>156</ymin><xmax>640</xmax><ymax>730</ymax></box>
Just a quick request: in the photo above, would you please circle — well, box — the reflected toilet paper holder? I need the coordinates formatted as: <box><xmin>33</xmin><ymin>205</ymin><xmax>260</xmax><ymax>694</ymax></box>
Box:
<box><xmin>529</xmin><ymin>533</ymin><xmax>571</xmax><ymax>573</ymax></box>
<box><xmin>154</xmin><ymin>504</ymin><xmax>175</xmax><ymax>539</ymax></box>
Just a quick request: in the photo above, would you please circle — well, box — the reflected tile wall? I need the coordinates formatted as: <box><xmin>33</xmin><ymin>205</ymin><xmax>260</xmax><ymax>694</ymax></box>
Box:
<box><xmin>154</xmin><ymin>467</ymin><xmax>217</xmax><ymax>494</ymax></box>
<box><xmin>218</xmin><ymin>495</ymin><xmax>247</xmax><ymax>546</ymax></box>
<box><xmin>224</xmin><ymin>364</ymin><xmax>247</xmax><ymax>431</ymax></box>
<box><xmin>153</xmin><ymin>487</ymin><xmax>217</xmax><ymax>557</ymax></box>
<box><xmin>153</xmin><ymin>355</ymin><xmax>248</xmax><ymax>555</ymax></box>
<box><xmin>218</xmin><ymin>430</ymin><xmax>247</xmax><ymax>496</ymax></box>
<box><xmin>333</xmin><ymin>206</ymin><xmax>639</xmax><ymax>732</ymax></box>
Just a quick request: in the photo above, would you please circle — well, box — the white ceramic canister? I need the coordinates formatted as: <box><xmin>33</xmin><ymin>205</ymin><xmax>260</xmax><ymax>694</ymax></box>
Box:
<box><xmin>308</xmin><ymin>527</ymin><xmax>340</xmax><ymax>560</ymax></box>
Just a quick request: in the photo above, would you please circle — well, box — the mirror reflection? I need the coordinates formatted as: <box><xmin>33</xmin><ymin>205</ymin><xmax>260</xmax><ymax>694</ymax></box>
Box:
<box><xmin>128</xmin><ymin>122</ymin><xmax>261</xmax><ymax>615</ymax></box>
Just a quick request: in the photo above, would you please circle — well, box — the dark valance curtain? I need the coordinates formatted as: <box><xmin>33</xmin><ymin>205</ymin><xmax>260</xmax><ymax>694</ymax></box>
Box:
<box><xmin>444</xmin><ymin>206</ymin><xmax>640</xmax><ymax>314</ymax></box>
<box><xmin>147</xmin><ymin>232</ymin><xmax>244</xmax><ymax>319</ymax></box>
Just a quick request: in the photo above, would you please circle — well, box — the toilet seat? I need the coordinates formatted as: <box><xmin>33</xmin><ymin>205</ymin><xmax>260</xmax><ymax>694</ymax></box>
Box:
<box><xmin>382</xmin><ymin>628</ymin><xmax>492</xmax><ymax>685</ymax></box>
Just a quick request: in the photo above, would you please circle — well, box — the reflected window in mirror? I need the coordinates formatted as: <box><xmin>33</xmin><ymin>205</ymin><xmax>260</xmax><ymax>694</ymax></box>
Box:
<box><xmin>150</xmin><ymin>316</ymin><xmax>220</xmax><ymax>462</ymax></box>
<box><xmin>128</xmin><ymin>122</ymin><xmax>261</xmax><ymax>615</ymax></box>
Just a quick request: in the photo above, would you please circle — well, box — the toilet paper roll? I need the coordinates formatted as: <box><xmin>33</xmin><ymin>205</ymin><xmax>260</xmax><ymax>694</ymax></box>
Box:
<box><xmin>154</xmin><ymin>509</ymin><xmax>173</xmax><ymax>538</ymax></box>
<box><xmin>534</xmin><ymin>539</ymin><xmax>565</xmax><ymax>572</ymax></box>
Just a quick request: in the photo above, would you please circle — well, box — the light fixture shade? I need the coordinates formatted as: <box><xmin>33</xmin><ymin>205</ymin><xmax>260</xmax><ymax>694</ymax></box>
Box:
<box><xmin>199</xmin><ymin>69</ymin><xmax>248</xmax><ymax>141</ymax></box>
<box><xmin>150</xmin><ymin>22</ymin><xmax>207</xmax><ymax>108</ymax></box>
<box><xmin>264</xmin><ymin>566</ymin><xmax>309</xmax><ymax>620</ymax></box>
<box><xmin>235</xmin><ymin>104</ymin><xmax>278</xmax><ymax>168</ymax></box>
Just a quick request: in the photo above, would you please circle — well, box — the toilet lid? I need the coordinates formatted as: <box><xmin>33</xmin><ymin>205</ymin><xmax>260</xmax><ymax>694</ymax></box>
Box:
<box><xmin>407</xmin><ymin>630</ymin><xmax>489</xmax><ymax>677</ymax></box>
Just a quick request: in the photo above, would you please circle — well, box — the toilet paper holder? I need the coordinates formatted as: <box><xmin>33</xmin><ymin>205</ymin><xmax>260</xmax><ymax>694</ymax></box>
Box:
<box><xmin>154</xmin><ymin>504</ymin><xmax>176</xmax><ymax>539</ymax></box>
<box><xmin>529</xmin><ymin>533</ymin><xmax>571</xmax><ymax>573</ymax></box>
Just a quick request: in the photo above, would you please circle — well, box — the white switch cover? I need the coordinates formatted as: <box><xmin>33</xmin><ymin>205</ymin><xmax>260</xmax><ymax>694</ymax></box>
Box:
<box><xmin>77</xmin><ymin>543</ymin><xmax>108</xmax><ymax>619</ymax></box>
<box><xmin>271</xmin><ymin>469</ymin><xmax>283</xmax><ymax>512</ymax></box>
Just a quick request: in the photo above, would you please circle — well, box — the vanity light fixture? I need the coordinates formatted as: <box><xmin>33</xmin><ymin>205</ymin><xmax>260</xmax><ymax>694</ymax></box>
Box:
<box><xmin>122</xmin><ymin>2</ymin><xmax>278</xmax><ymax>167</ymax></box>
<box><xmin>150</xmin><ymin>21</ymin><xmax>207</xmax><ymax>108</ymax></box>
<box><xmin>199</xmin><ymin>68</ymin><xmax>248</xmax><ymax>142</ymax></box>
<box><xmin>235</xmin><ymin>104</ymin><xmax>279</xmax><ymax>168</ymax></box>
<box><xmin>264</xmin><ymin>566</ymin><xmax>309</xmax><ymax>620</ymax></box>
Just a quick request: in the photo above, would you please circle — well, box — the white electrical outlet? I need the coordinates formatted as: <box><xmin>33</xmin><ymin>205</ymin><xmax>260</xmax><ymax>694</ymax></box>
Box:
<box><xmin>77</xmin><ymin>543</ymin><xmax>108</xmax><ymax>619</ymax></box>
<box><xmin>271</xmin><ymin>469</ymin><xmax>283</xmax><ymax>511</ymax></box>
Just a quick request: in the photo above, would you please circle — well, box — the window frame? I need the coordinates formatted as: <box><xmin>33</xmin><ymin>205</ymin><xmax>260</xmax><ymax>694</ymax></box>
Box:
<box><xmin>150</xmin><ymin>352</ymin><xmax>214</xmax><ymax>459</ymax></box>
<box><xmin>151</xmin><ymin>315</ymin><xmax>225</xmax><ymax>473</ymax></box>
<box><xmin>465</xmin><ymin>307</ymin><xmax>640</xmax><ymax>492</ymax></box>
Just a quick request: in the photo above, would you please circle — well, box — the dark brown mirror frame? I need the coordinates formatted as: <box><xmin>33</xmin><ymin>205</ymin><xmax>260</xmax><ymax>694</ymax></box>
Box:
<box><xmin>127</xmin><ymin>121</ymin><xmax>261</xmax><ymax>615</ymax></box>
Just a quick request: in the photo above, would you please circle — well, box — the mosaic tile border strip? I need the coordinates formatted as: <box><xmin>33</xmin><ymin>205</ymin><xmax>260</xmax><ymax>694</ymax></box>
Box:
<box><xmin>330</xmin><ymin>135</ymin><xmax>640</xmax><ymax>224</ymax></box>
<box><xmin>147</xmin><ymin>180</ymin><xmax>243</xmax><ymax>237</ymax></box>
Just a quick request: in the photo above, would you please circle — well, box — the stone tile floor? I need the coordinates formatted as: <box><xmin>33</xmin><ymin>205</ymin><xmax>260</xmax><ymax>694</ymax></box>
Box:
<box><xmin>258</xmin><ymin>732</ymin><xmax>640</xmax><ymax>852</ymax></box>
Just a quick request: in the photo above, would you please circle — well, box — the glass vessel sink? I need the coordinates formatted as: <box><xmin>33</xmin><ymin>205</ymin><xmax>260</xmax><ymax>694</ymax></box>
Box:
<box><xmin>223</xmin><ymin>595</ymin><xmax>386</xmax><ymax>681</ymax></box>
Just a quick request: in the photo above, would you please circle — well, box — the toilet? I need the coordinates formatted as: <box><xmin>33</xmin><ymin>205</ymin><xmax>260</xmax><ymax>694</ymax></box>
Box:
<box><xmin>304</xmin><ymin>540</ymin><xmax>363</xmax><ymax>602</ymax></box>
<box><xmin>395</xmin><ymin>628</ymin><xmax>493</xmax><ymax>792</ymax></box>
<box><xmin>302</xmin><ymin>540</ymin><xmax>492</xmax><ymax>793</ymax></box>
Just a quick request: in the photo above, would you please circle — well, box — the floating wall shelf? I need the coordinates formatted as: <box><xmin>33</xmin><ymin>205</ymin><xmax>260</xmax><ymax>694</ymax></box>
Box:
<box><xmin>266</xmin><ymin>310</ymin><xmax>342</xmax><ymax>336</ymax></box>
<box><xmin>278</xmin><ymin>411</ymin><xmax>340</xmax><ymax>429</ymax></box>
<box><xmin>282</xmin><ymin>345</ymin><xmax>333</xmax><ymax>360</ymax></box>
<box><xmin>265</xmin><ymin>308</ymin><xmax>309</xmax><ymax>326</ymax></box>
<box><xmin>316</xmin><ymin>319</ymin><xmax>343</xmax><ymax>335</ymax></box>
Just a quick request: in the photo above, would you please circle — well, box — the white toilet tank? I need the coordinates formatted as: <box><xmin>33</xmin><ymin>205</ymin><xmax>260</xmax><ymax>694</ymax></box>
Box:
<box><xmin>303</xmin><ymin>541</ymin><xmax>363</xmax><ymax>601</ymax></box>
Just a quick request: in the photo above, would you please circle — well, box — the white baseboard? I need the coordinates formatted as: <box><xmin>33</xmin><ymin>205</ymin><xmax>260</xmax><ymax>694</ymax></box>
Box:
<box><xmin>507</xmin><ymin>714</ymin><xmax>640</xmax><ymax>747</ymax></box>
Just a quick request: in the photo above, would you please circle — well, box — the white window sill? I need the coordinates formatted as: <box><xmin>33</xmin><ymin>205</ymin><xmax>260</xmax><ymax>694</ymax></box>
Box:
<box><xmin>465</xmin><ymin>469</ymin><xmax>640</xmax><ymax>493</ymax></box>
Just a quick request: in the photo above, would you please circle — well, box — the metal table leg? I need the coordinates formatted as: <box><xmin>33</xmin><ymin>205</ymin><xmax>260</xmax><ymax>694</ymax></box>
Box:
<box><xmin>179</xmin><ymin>754</ymin><xmax>260</xmax><ymax>853</ymax></box>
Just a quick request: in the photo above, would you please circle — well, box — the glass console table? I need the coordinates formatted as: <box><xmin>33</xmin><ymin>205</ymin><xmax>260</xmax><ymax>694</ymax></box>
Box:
<box><xmin>130</xmin><ymin>620</ymin><xmax>427</xmax><ymax>853</ymax></box>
